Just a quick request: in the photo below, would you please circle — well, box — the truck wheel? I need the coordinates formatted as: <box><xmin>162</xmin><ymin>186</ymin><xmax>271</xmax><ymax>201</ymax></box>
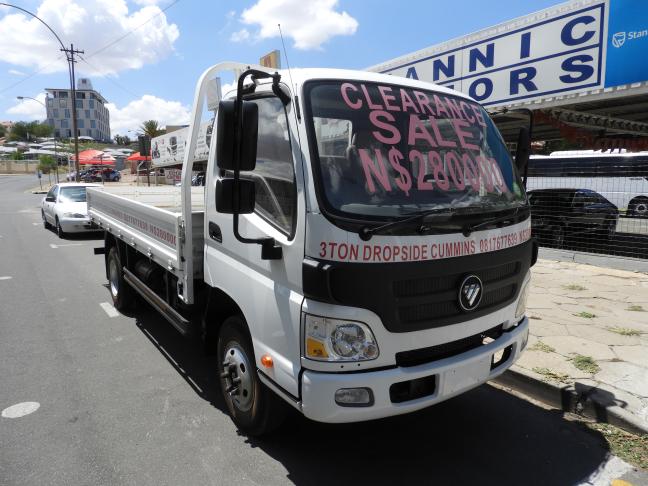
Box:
<box><xmin>55</xmin><ymin>217</ymin><xmax>65</xmax><ymax>239</ymax></box>
<box><xmin>107</xmin><ymin>246</ymin><xmax>134</xmax><ymax>311</ymax></box>
<box><xmin>217</xmin><ymin>315</ymin><xmax>286</xmax><ymax>436</ymax></box>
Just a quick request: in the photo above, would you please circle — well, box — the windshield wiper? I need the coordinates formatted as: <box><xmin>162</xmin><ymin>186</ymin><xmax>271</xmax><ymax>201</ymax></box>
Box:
<box><xmin>461</xmin><ymin>206</ymin><xmax>522</xmax><ymax>237</ymax></box>
<box><xmin>359</xmin><ymin>206</ymin><xmax>479</xmax><ymax>241</ymax></box>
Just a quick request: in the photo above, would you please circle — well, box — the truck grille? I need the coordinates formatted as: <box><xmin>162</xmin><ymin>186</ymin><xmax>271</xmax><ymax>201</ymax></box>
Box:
<box><xmin>303</xmin><ymin>240</ymin><xmax>532</xmax><ymax>333</ymax></box>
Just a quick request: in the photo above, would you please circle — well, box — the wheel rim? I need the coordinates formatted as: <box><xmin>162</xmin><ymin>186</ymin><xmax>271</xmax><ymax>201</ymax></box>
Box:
<box><xmin>109</xmin><ymin>258</ymin><xmax>119</xmax><ymax>298</ymax></box>
<box><xmin>636</xmin><ymin>202</ymin><xmax>648</xmax><ymax>217</ymax></box>
<box><xmin>56</xmin><ymin>220</ymin><xmax>61</xmax><ymax>235</ymax></box>
<box><xmin>222</xmin><ymin>343</ymin><xmax>254</xmax><ymax>412</ymax></box>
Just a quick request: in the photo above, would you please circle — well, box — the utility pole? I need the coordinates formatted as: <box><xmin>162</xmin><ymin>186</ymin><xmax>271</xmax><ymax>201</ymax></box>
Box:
<box><xmin>61</xmin><ymin>44</ymin><xmax>84</xmax><ymax>182</ymax></box>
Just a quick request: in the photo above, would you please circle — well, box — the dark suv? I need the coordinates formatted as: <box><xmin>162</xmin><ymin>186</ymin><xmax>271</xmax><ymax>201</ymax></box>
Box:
<box><xmin>528</xmin><ymin>188</ymin><xmax>618</xmax><ymax>248</ymax></box>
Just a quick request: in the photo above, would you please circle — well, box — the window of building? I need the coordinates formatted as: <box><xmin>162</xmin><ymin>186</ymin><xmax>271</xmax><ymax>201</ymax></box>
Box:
<box><xmin>78</xmin><ymin>119</ymin><xmax>84</xmax><ymax>128</ymax></box>
<box><xmin>53</xmin><ymin>109</ymin><xmax>59</xmax><ymax>118</ymax></box>
<box><xmin>58</xmin><ymin>91</ymin><xmax>68</xmax><ymax>98</ymax></box>
<box><xmin>86</xmin><ymin>129</ymin><xmax>92</xmax><ymax>136</ymax></box>
<box><xmin>76</xmin><ymin>92</ymin><xmax>86</xmax><ymax>99</ymax></box>
<box><xmin>76</xmin><ymin>100</ymin><xmax>83</xmax><ymax>109</ymax></box>
<box><xmin>85</xmin><ymin>109</ymin><xmax>90</xmax><ymax>118</ymax></box>
<box><xmin>89</xmin><ymin>99</ymin><xmax>95</xmax><ymax>109</ymax></box>
<box><xmin>64</xmin><ymin>109</ymin><xmax>70</xmax><ymax>119</ymax></box>
<box><xmin>59</xmin><ymin>99</ymin><xmax>66</xmax><ymax>108</ymax></box>
<box><xmin>61</xmin><ymin>119</ymin><xmax>69</xmax><ymax>128</ymax></box>
<box><xmin>90</xmin><ymin>120</ymin><xmax>96</xmax><ymax>129</ymax></box>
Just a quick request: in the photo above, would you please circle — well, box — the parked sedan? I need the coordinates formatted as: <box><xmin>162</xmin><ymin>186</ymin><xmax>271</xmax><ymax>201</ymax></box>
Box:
<box><xmin>41</xmin><ymin>183</ymin><xmax>101</xmax><ymax>238</ymax></box>
<box><xmin>528</xmin><ymin>188</ymin><xmax>619</xmax><ymax>248</ymax></box>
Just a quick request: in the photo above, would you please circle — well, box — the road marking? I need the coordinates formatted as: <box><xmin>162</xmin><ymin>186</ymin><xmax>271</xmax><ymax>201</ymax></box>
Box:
<box><xmin>49</xmin><ymin>243</ymin><xmax>83</xmax><ymax>249</ymax></box>
<box><xmin>0</xmin><ymin>276</ymin><xmax>12</xmax><ymax>281</ymax></box>
<box><xmin>1</xmin><ymin>402</ymin><xmax>40</xmax><ymax>419</ymax></box>
<box><xmin>32</xmin><ymin>222</ymin><xmax>41</xmax><ymax>226</ymax></box>
<box><xmin>100</xmin><ymin>302</ymin><xmax>119</xmax><ymax>318</ymax></box>
<box><xmin>578</xmin><ymin>455</ymin><xmax>633</xmax><ymax>486</ymax></box>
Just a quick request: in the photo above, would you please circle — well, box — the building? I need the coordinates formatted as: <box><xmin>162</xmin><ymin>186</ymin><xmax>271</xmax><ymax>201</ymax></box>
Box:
<box><xmin>45</xmin><ymin>78</ymin><xmax>110</xmax><ymax>142</ymax></box>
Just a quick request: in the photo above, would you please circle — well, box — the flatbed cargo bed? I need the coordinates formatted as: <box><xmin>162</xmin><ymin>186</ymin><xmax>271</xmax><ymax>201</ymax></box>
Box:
<box><xmin>87</xmin><ymin>185</ymin><xmax>205</xmax><ymax>279</ymax></box>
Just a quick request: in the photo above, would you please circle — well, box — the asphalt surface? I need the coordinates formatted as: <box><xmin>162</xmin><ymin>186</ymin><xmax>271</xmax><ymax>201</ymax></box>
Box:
<box><xmin>1</xmin><ymin>174</ymin><xmax>646</xmax><ymax>486</ymax></box>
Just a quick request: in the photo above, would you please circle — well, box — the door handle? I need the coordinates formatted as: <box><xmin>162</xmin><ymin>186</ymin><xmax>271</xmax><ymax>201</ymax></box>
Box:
<box><xmin>209</xmin><ymin>222</ymin><xmax>222</xmax><ymax>243</ymax></box>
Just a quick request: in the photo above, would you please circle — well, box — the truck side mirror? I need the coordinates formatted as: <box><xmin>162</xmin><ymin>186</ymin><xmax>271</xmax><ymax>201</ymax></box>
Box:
<box><xmin>215</xmin><ymin>178</ymin><xmax>255</xmax><ymax>214</ymax></box>
<box><xmin>216</xmin><ymin>100</ymin><xmax>258</xmax><ymax>171</ymax></box>
<box><xmin>515</xmin><ymin>127</ymin><xmax>531</xmax><ymax>174</ymax></box>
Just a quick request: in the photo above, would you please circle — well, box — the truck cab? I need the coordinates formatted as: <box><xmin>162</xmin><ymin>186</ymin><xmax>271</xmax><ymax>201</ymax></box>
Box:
<box><xmin>91</xmin><ymin>62</ymin><xmax>534</xmax><ymax>435</ymax></box>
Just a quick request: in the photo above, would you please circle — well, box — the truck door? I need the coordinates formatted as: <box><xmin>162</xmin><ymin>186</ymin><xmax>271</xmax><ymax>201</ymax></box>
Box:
<box><xmin>205</xmin><ymin>93</ymin><xmax>306</xmax><ymax>398</ymax></box>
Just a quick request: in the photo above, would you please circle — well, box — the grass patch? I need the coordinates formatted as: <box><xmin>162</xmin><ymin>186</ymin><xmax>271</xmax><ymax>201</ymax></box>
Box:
<box><xmin>529</xmin><ymin>341</ymin><xmax>555</xmax><ymax>353</ymax></box>
<box><xmin>627</xmin><ymin>304</ymin><xmax>645</xmax><ymax>312</ymax></box>
<box><xmin>574</xmin><ymin>311</ymin><xmax>596</xmax><ymax>319</ymax></box>
<box><xmin>563</xmin><ymin>284</ymin><xmax>587</xmax><ymax>291</ymax></box>
<box><xmin>569</xmin><ymin>354</ymin><xmax>600</xmax><ymax>374</ymax></box>
<box><xmin>607</xmin><ymin>327</ymin><xmax>642</xmax><ymax>336</ymax></box>
<box><xmin>532</xmin><ymin>367</ymin><xmax>570</xmax><ymax>384</ymax></box>
<box><xmin>587</xmin><ymin>423</ymin><xmax>648</xmax><ymax>470</ymax></box>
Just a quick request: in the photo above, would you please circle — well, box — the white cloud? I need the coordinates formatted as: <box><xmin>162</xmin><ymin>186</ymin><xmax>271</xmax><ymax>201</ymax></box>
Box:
<box><xmin>107</xmin><ymin>94</ymin><xmax>190</xmax><ymax>135</ymax></box>
<box><xmin>7</xmin><ymin>93</ymin><xmax>47</xmax><ymax>120</ymax></box>
<box><xmin>8</xmin><ymin>69</ymin><xmax>26</xmax><ymax>76</ymax></box>
<box><xmin>239</xmin><ymin>0</ymin><xmax>358</xmax><ymax>50</ymax></box>
<box><xmin>230</xmin><ymin>29</ymin><xmax>250</xmax><ymax>43</ymax></box>
<box><xmin>0</xmin><ymin>0</ymin><xmax>179</xmax><ymax>76</ymax></box>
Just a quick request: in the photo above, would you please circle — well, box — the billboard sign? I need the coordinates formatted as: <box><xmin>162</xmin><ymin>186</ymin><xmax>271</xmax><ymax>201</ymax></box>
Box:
<box><xmin>605</xmin><ymin>0</ymin><xmax>648</xmax><ymax>87</ymax></box>
<box><xmin>369</xmin><ymin>0</ymin><xmax>648</xmax><ymax>109</ymax></box>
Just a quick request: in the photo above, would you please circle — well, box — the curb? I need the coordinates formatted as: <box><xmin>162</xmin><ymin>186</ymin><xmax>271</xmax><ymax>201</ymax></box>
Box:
<box><xmin>493</xmin><ymin>368</ymin><xmax>648</xmax><ymax>436</ymax></box>
<box><xmin>31</xmin><ymin>190</ymin><xmax>47</xmax><ymax>194</ymax></box>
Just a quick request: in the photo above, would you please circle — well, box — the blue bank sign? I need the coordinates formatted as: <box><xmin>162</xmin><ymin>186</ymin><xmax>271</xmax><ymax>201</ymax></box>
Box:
<box><xmin>369</xmin><ymin>0</ymin><xmax>648</xmax><ymax>108</ymax></box>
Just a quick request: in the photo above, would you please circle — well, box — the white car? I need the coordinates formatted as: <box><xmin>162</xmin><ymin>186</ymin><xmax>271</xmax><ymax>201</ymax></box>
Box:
<box><xmin>41</xmin><ymin>183</ymin><xmax>101</xmax><ymax>238</ymax></box>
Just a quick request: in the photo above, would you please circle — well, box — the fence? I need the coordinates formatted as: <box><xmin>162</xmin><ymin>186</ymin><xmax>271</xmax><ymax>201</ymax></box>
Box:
<box><xmin>0</xmin><ymin>160</ymin><xmax>39</xmax><ymax>174</ymax></box>
<box><xmin>526</xmin><ymin>154</ymin><xmax>648</xmax><ymax>261</ymax></box>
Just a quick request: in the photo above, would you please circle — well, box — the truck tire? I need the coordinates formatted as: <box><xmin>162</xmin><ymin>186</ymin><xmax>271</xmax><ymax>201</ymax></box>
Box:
<box><xmin>628</xmin><ymin>197</ymin><xmax>648</xmax><ymax>218</ymax></box>
<box><xmin>217</xmin><ymin>315</ymin><xmax>286</xmax><ymax>436</ymax></box>
<box><xmin>107</xmin><ymin>246</ymin><xmax>134</xmax><ymax>311</ymax></box>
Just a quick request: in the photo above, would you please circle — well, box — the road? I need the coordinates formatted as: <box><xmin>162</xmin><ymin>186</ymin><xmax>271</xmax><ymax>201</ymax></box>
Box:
<box><xmin>0</xmin><ymin>174</ymin><xmax>645</xmax><ymax>486</ymax></box>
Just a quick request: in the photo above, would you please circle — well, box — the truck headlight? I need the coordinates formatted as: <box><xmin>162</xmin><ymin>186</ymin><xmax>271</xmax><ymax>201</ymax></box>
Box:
<box><xmin>515</xmin><ymin>277</ymin><xmax>531</xmax><ymax>319</ymax></box>
<box><xmin>303</xmin><ymin>313</ymin><xmax>379</xmax><ymax>362</ymax></box>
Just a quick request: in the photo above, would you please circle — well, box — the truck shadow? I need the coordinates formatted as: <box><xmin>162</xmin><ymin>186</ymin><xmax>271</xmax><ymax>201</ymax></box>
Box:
<box><xmin>129</xmin><ymin>306</ymin><xmax>612</xmax><ymax>486</ymax></box>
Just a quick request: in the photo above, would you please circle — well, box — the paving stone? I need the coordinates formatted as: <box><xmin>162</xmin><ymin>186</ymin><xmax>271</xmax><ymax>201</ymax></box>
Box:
<box><xmin>568</xmin><ymin>325</ymin><xmax>641</xmax><ymax>346</ymax></box>
<box><xmin>528</xmin><ymin>321</ymin><xmax>570</xmax><ymax>337</ymax></box>
<box><xmin>541</xmin><ymin>336</ymin><xmax>615</xmax><ymax>361</ymax></box>
<box><xmin>595</xmin><ymin>361</ymin><xmax>648</xmax><ymax>398</ymax></box>
<box><xmin>516</xmin><ymin>350</ymin><xmax>591</xmax><ymax>380</ymax></box>
<box><xmin>612</xmin><ymin>345</ymin><xmax>648</xmax><ymax>368</ymax></box>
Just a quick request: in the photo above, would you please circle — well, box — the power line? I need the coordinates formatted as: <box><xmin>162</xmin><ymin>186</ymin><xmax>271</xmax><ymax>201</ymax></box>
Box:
<box><xmin>84</xmin><ymin>0</ymin><xmax>181</xmax><ymax>60</ymax></box>
<box><xmin>0</xmin><ymin>55</ymin><xmax>66</xmax><ymax>95</ymax></box>
<box><xmin>78</xmin><ymin>55</ymin><xmax>141</xmax><ymax>99</ymax></box>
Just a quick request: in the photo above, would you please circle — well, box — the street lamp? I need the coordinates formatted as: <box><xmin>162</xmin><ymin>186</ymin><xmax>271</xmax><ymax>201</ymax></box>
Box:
<box><xmin>17</xmin><ymin>95</ymin><xmax>59</xmax><ymax>183</ymax></box>
<box><xmin>2</xmin><ymin>3</ymin><xmax>83</xmax><ymax>182</ymax></box>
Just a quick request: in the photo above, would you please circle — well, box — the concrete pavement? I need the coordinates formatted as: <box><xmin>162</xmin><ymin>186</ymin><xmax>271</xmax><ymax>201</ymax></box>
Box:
<box><xmin>510</xmin><ymin>259</ymin><xmax>648</xmax><ymax>433</ymax></box>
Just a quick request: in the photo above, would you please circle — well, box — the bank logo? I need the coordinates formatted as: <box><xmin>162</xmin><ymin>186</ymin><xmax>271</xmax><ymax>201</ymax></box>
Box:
<box><xmin>459</xmin><ymin>275</ymin><xmax>483</xmax><ymax>311</ymax></box>
<box><xmin>612</xmin><ymin>32</ymin><xmax>626</xmax><ymax>48</ymax></box>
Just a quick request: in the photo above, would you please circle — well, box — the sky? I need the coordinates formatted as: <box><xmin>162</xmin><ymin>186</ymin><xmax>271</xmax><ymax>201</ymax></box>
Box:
<box><xmin>0</xmin><ymin>0</ymin><xmax>561</xmax><ymax>137</ymax></box>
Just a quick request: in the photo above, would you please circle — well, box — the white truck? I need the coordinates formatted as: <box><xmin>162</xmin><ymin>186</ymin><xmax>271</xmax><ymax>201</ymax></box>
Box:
<box><xmin>88</xmin><ymin>61</ymin><xmax>536</xmax><ymax>435</ymax></box>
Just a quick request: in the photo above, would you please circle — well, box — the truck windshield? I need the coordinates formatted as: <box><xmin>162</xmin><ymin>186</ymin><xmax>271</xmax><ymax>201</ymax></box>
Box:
<box><xmin>305</xmin><ymin>81</ymin><xmax>526</xmax><ymax>220</ymax></box>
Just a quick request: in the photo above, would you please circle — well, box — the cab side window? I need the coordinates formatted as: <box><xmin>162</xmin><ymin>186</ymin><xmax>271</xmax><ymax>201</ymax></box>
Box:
<box><xmin>249</xmin><ymin>96</ymin><xmax>296</xmax><ymax>235</ymax></box>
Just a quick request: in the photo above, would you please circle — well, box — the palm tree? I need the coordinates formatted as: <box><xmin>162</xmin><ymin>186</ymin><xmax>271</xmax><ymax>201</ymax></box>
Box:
<box><xmin>140</xmin><ymin>120</ymin><xmax>164</xmax><ymax>138</ymax></box>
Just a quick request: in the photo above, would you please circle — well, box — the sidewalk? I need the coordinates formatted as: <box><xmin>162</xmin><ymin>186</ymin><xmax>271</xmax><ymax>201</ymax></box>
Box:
<box><xmin>509</xmin><ymin>258</ymin><xmax>648</xmax><ymax>432</ymax></box>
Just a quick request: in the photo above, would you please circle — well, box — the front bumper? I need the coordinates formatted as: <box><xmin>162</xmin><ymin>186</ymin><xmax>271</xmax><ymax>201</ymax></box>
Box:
<box><xmin>301</xmin><ymin>317</ymin><xmax>529</xmax><ymax>423</ymax></box>
<box><xmin>59</xmin><ymin>217</ymin><xmax>98</xmax><ymax>233</ymax></box>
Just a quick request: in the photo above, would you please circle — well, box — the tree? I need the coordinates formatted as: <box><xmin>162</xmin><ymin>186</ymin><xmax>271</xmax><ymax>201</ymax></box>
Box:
<box><xmin>140</xmin><ymin>120</ymin><xmax>164</xmax><ymax>138</ymax></box>
<box><xmin>12</xmin><ymin>151</ymin><xmax>24</xmax><ymax>160</ymax></box>
<box><xmin>38</xmin><ymin>155</ymin><xmax>57</xmax><ymax>174</ymax></box>
<box><xmin>8</xmin><ymin>121</ymin><xmax>52</xmax><ymax>141</ymax></box>
<box><xmin>0</xmin><ymin>124</ymin><xmax>5</xmax><ymax>138</ymax></box>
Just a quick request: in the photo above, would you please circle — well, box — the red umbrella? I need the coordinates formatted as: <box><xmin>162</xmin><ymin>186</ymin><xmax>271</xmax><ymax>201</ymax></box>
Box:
<box><xmin>72</xmin><ymin>149</ymin><xmax>115</xmax><ymax>165</ymax></box>
<box><xmin>126</xmin><ymin>152</ymin><xmax>151</xmax><ymax>161</ymax></box>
